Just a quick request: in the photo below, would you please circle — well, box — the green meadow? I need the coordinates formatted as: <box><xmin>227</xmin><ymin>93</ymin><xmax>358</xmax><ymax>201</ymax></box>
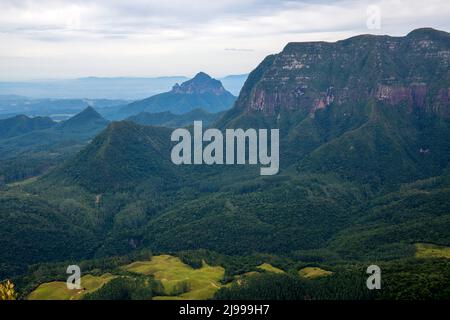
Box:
<box><xmin>28</xmin><ymin>274</ymin><xmax>115</xmax><ymax>300</ymax></box>
<box><xmin>31</xmin><ymin>253</ymin><xmax>438</xmax><ymax>301</ymax></box>
<box><xmin>123</xmin><ymin>255</ymin><xmax>225</xmax><ymax>300</ymax></box>
<box><xmin>299</xmin><ymin>267</ymin><xmax>333</xmax><ymax>279</ymax></box>
<box><xmin>415</xmin><ymin>243</ymin><xmax>450</xmax><ymax>259</ymax></box>
<box><xmin>257</xmin><ymin>263</ymin><xmax>285</xmax><ymax>274</ymax></box>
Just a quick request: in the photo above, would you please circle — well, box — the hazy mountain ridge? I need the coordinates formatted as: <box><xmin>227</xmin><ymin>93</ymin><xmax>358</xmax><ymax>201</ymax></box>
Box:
<box><xmin>0</xmin><ymin>77</ymin><xmax>189</xmax><ymax>100</ymax></box>
<box><xmin>0</xmin><ymin>74</ymin><xmax>247</xmax><ymax>101</ymax></box>
<box><xmin>0</xmin><ymin>97</ymin><xmax>128</xmax><ymax>120</ymax></box>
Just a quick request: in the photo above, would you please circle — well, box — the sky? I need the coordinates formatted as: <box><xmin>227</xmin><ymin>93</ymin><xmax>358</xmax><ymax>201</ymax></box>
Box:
<box><xmin>0</xmin><ymin>0</ymin><xmax>449</xmax><ymax>81</ymax></box>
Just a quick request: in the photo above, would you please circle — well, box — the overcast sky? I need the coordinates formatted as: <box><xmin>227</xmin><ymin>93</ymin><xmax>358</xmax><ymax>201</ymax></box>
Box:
<box><xmin>0</xmin><ymin>0</ymin><xmax>449</xmax><ymax>80</ymax></box>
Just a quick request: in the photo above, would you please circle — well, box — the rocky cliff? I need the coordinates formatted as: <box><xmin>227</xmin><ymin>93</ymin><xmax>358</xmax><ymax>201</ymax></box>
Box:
<box><xmin>233</xmin><ymin>28</ymin><xmax>450</xmax><ymax>118</ymax></box>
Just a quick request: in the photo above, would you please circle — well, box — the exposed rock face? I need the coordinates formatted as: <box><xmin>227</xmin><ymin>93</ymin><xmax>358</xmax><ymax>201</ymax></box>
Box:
<box><xmin>374</xmin><ymin>84</ymin><xmax>427</xmax><ymax>109</ymax></box>
<box><xmin>171</xmin><ymin>72</ymin><xmax>227</xmax><ymax>95</ymax></box>
<box><xmin>234</xmin><ymin>28</ymin><xmax>450</xmax><ymax>118</ymax></box>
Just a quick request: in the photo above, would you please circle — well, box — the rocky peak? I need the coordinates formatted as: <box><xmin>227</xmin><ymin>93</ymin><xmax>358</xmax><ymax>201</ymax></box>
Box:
<box><xmin>171</xmin><ymin>72</ymin><xmax>227</xmax><ymax>95</ymax></box>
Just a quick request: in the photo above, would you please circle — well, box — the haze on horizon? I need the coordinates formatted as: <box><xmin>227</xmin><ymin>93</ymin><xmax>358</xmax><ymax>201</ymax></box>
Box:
<box><xmin>1</xmin><ymin>0</ymin><xmax>449</xmax><ymax>81</ymax></box>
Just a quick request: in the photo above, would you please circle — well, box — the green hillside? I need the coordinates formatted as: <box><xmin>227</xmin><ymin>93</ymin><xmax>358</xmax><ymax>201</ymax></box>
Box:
<box><xmin>0</xmin><ymin>107</ymin><xmax>109</xmax><ymax>184</ymax></box>
<box><xmin>0</xmin><ymin>115</ymin><xmax>55</xmax><ymax>139</ymax></box>
<box><xmin>127</xmin><ymin>108</ymin><xmax>223</xmax><ymax>128</ymax></box>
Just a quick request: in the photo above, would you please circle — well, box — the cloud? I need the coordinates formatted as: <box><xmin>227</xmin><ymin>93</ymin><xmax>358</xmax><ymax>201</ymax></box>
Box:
<box><xmin>225</xmin><ymin>48</ymin><xmax>254</xmax><ymax>52</ymax></box>
<box><xmin>0</xmin><ymin>0</ymin><xmax>449</xmax><ymax>80</ymax></box>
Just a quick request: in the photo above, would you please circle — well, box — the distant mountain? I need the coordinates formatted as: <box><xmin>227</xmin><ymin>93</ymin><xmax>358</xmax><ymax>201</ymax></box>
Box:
<box><xmin>0</xmin><ymin>96</ymin><xmax>128</xmax><ymax>120</ymax></box>
<box><xmin>0</xmin><ymin>107</ymin><xmax>109</xmax><ymax>184</ymax></box>
<box><xmin>127</xmin><ymin>108</ymin><xmax>224</xmax><ymax>128</ymax></box>
<box><xmin>0</xmin><ymin>106</ymin><xmax>109</xmax><ymax>161</ymax></box>
<box><xmin>0</xmin><ymin>115</ymin><xmax>55</xmax><ymax>139</ymax></box>
<box><xmin>219</xmin><ymin>74</ymin><xmax>248</xmax><ymax>96</ymax></box>
<box><xmin>119</xmin><ymin>72</ymin><xmax>236</xmax><ymax>117</ymax></box>
<box><xmin>57</xmin><ymin>106</ymin><xmax>109</xmax><ymax>133</ymax></box>
<box><xmin>0</xmin><ymin>75</ymin><xmax>246</xmax><ymax>101</ymax></box>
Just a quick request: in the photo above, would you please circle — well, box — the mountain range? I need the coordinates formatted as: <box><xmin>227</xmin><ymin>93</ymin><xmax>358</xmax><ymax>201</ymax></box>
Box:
<box><xmin>0</xmin><ymin>28</ymin><xmax>449</xmax><ymax>299</ymax></box>
<box><xmin>0</xmin><ymin>74</ymin><xmax>247</xmax><ymax>100</ymax></box>
<box><xmin>0</xmin><ymin>107</ymin><xmax>109</xmax><ymax>184</ymax></box>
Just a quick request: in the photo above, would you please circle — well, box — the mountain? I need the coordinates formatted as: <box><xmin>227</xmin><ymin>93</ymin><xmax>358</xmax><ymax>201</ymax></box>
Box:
<box><xmin>223</xmin><ymin>28</ymin><xmax>450</xmax><ymax>121</ymax></box>
<box><xmin>0</xmin><ymin>106</ymin><xmax>109</xmax><ymax>155</ymax></box>
<box><xmin>2</xmin><ymin>29</ymin><xmax>450</xmax><ymax>285</ymax></box>
<box><xmin>0</xmin><ymin>115</ymin><xmax>55</xmax><ymax>139</ymax></box>
<box><xmin>218</xmin><ymin>27</ymin><xmax>450</xmax><ymax>186</ymax></box>
<box><xmin>127</xmin><ymin>109</ymin><xmax>224</xmax><ymax>128</ymax></box>
<box><xmin>0</xmin><ymin>107</ymin><xmax>109</xmax><ymax>184</ymax></box>
<box><xmin>52</xmin><ymin>121</ymin><xmax>176</xmax><ymax>193</ymax></box>
<box><xmin>119</xmin><ymin>72</ymin><xmax>236</xmax><ymax>117</ymax></box>
<box><xmin>0</xmin><ymin>106</ymin><xmax>109</xmax><ymax>159</ymax></box>
<box><xmin>57</xmin><ymin>106</ymin><xmax>109</xmax><ymax>133</ymax></box>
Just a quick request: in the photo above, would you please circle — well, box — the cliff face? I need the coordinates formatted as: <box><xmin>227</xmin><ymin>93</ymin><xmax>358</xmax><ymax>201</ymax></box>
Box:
<box><xmin>212</xmin><ymin>28</ymin><xmax>450</xmax><ymax>186</ymax></box>
<box><xmin>234</xmin><ymin>28</ymin><xmax>450</xmax><ymax>118</ymax></box>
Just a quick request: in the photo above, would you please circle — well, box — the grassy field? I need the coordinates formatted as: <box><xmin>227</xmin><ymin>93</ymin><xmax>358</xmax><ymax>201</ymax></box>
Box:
<box><xmin>28</xmin><ymin>274</ymin><xmax>115</xmax><ymax>300</ymax></box>
<box><xmin>28</xmin><ymin>256</ymin><xmax>337</xmax><ymax>300</ymax></box>
<box><xmin>257</xmin><ymin>263</ymin><xmax>285</xmax><ymax>274</ymax></box>
<box><xmin>299</xmin><ymin>267</ymin><xmax>333</xmax><ymax>279</ymax></box>
<box><xmin>123</xmin><ymin>255</ymin><xmax>225</xmax><ymax>300</ymax></box>
<box><xmin>415</xmin><ymin>243</ymin><xmax>450</xmax><ymax>259</ymax></box>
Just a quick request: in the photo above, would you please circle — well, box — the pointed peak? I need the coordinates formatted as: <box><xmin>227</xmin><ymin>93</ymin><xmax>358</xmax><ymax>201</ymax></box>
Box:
<box><xmin>73</xmin><ymin>105</ymin><xmax>104</xmax><ymax>119</ymax></box>
<box><xmin>82</xmin><ymin>105</ymin><xmax>97</xmax><ymax>113</ymax></box>
<box><xmin>59</xmin><ymin>105</ymin><xmax>107</xmax><ymax>130</ymax></box>
<box><xmin>171</xmin><ymin>72</ymin><xmax>229</xmax><ymax>96</ymax></box>
<box><xmin>192</xmin><ymin>72</ymin><xmax>212</xmax><ymax>81</ymax></box>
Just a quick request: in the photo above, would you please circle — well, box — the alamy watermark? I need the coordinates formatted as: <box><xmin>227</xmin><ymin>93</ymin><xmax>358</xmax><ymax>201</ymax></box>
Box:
<box><xmin>66</xmin><ymin>265</ymin><xmax>81</xmax><ymax>290</ymax></box>
<box><xmin>366</xmin><ymin>265</ymin><xmax>381</xmax><ymax>290</ymax></box>
<box><xmin>171</xmin><ymin>121</ymin><xmax>279</xmax><ymax>175</ymax></box>
<box><xmin>366</xmin><ymin>5</ymin><xmax>381</xmax><ymax>30</ymax></box>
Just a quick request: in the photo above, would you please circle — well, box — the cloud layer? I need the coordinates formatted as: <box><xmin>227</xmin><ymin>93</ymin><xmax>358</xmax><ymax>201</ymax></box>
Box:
<box><xmin>0</xmin><ymin>0</ymin><xmax>449</xmax><ymax>80</ymax></box>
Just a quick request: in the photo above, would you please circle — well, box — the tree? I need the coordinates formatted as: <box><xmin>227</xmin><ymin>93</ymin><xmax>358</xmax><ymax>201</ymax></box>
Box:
<box><xmin>0</xmin><ymin>280</ymin><xmax>18</xmax><ymax>300</ymax></box>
